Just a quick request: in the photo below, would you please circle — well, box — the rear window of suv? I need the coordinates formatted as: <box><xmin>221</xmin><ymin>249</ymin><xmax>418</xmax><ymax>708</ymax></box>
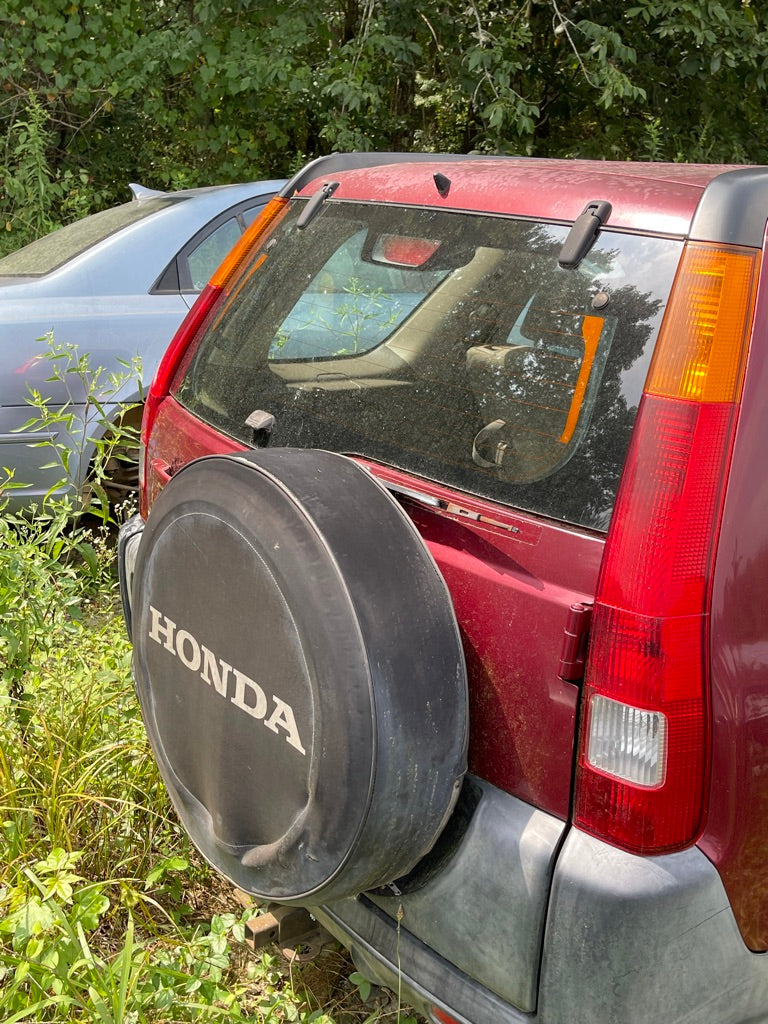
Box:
<box><xmin>176</xmin><ymin>199</ymin><xmax>683</xmax><ymax>531</ymax></box>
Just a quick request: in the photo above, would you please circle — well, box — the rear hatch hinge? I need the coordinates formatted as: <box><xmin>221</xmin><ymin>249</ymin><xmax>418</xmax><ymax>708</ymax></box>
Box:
<box><xmin>558</xmin><ymin>602</ymin><xmax>593</xmax><ymax>683</ymax></box>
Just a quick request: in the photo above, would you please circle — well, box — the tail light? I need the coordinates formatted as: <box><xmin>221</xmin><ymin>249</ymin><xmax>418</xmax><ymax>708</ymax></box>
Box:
<box><xmin>574</xmin><ymin>242</ymin><xmax>761</xmax><ymax>854</ymax></box>
<box><xmin>139</xmin><ymin>195</ymin><xmax>290</xmax><ymax>517</ymax></box>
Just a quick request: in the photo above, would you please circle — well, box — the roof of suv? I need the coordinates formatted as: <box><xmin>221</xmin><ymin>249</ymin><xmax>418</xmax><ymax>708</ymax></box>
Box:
<box><xmin>294</xmin><ymin>157</ymin><xmax>755</xmax><ymax>238</ymax></box>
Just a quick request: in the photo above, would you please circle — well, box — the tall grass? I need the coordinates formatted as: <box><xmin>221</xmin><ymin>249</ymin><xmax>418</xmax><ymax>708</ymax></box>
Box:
<box><xmin>0</xmin><ymin>343</ymin><xmax>415</xmax><ymax>1022</ymax></box>
<box><xmin>1</xmin><ymin>521</ymin><xmax>238</xmax><ymax>1021</ymax></box>
<box><xmin>0</xmin><ymin>519</ymin><xmax>391</xmax><ymax>1022</ymax></box>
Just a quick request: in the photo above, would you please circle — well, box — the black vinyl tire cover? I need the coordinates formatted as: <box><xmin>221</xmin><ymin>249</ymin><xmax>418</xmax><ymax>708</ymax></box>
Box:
<box><xmin>131</xmin><ymin>448</ymin><xmax>468</xmax><ymax>903</ymax></box>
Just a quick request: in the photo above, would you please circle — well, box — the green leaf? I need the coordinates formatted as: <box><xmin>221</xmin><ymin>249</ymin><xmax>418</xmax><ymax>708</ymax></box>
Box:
<box><xmin>349</xmin><ymin>970</ymin><xmax>372</xmax><ymax>1002</ymax></box>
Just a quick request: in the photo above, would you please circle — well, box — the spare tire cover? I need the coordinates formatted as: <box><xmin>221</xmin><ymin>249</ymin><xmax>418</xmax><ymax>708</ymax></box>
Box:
<box><xmin>131</xmin><ymin>448</ymin><xmax>468</xmax><ymax>903</ymax></box>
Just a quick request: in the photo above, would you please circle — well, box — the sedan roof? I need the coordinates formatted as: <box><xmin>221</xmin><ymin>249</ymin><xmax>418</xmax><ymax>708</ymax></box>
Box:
<box><xmin>0</xmin><ymin>180</ymin><xmax>286</xmax><ymax>294</ymax></box>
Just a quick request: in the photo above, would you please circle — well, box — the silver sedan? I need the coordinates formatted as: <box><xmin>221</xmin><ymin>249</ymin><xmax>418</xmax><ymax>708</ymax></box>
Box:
<box><xmin>0</xmin><ymin>179</ymin><xmax>285</xmax><ymax>510</ymax></box>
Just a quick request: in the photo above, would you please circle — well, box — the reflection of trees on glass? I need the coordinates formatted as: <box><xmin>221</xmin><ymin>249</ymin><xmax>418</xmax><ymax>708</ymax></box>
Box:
<box><xmin>529</xmin><ymin>282</ymin><xmax>662</xmax><ymax>529</ymax></box>
<box><xmin>435</xmin><ymin>225</ymin><xmax>667</xmax><ymax>529</ymax></box>
<box><xmin>271</xmin><ymin>278</ymin><xmax>402</xmax><ymax>357</ymax></box>
<box><xmin>266</xmin><ymin>218</ymin><xmax>450</xmax><ymax>360</ymax></box>
<box><xmin>179</xmin><ymin>201</ymin><xmax>677</xmax><ymax>533</ymax></box>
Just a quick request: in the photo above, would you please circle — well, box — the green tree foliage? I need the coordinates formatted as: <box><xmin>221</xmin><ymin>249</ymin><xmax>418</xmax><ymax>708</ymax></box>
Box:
<box><xmin>1</xmin><ymin>0</ymin><xmax>767</xmax><ymax>246</ymax></box>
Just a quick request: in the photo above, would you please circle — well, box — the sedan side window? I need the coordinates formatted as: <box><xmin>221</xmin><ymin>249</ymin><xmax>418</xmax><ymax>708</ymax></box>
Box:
<box><xmin>185</xmin><ymin>218</ymin><xmax>242</xmax><ymax>291</ymax></box>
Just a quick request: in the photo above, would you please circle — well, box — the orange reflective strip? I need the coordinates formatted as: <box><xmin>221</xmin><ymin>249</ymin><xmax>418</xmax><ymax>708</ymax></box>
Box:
<box><xmin>209</xmin><ymin>195</ymin><xmax>290</xmax><ymax>290</ymax></box>
<box><xmin>211</xmin><ymin>252</ymin><xmax>271</xmax><ymax>332</ymax></box>
<box><xmin>210</xmin><ymin>198</ymin><xmax>291</xmax><ymax>326</ymax></box>
<box><xmin>560</xmin><ymin>314</ymin><xmax>603</xmax><ymax>444</ymax></box>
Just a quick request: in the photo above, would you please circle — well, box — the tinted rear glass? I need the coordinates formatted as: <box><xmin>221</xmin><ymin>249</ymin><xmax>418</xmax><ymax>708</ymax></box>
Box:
<box><xmin>176</xmin><ymin>200</ymin><xmax>682</xmax><ymax>531</ymax></box>
<box><xmin>0</xmin><ymin>197</ymin><xmax>180</xmax><ymax>276</ymax></box>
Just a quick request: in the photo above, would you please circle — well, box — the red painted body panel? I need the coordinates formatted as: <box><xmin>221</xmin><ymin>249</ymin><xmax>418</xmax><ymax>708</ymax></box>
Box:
<box><xmin>700</xmin><ymin>227</ymin><xmax>768</xmax><ymax>950</ymax></box>
<box><xmin>356</xmin><ymin>463</ymin><xmax>604</xmax><ymax>816</ymax></box>
<box><xmin>148</xmin><ymin>398</ymin><xmax>604</xmax><ymax>819</ymax></box>
<box><xmin>144</xmin><ymin>398</ymin><xmax>247</xmax><ymax>508</ymax></box>
<box><xmin>395</xmin><ymin>500</ymin><xmax>599</xmax><ymax>817</ymax></box>
<box><xmin>296</xmin><ymin>159</ymin><xmax>739</xmax><ymax>237</ymax></box>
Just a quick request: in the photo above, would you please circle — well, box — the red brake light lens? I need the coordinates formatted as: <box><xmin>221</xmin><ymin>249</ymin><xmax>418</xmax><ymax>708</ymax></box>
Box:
<box><xmin>574</xmin><ymin>243</ymin><xmax>760</xmax><ymax>854</ymax></box>
<box><xmin>139</xmin><ymin>283</ymin><xmax>223</xmax><ymax>516</ymax></box>
<box><xmin>373</xmin><ymin>234</ymin><xmax>441</xmax><ymax>267</ymax></box>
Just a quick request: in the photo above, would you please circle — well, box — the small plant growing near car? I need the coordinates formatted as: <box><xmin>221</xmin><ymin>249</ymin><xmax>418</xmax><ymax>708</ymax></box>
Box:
<box><xmin>17</xmin><ymin>331</ymin><xmax>142</xmax><ymax>523</ymax></box>
<box><xmin>1</xmin><ymin>335</ymin><xmax>138</xmax><ymax>702</ymax></box>
<box><xmin>0</xmin><ymin>343</ymin><xmax>411</xmax><ymax>1021</ymax></box>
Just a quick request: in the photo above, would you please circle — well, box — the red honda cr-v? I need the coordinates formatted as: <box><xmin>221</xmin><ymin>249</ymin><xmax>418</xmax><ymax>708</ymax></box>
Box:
<box><xmin>119</xmin><ymin>153</ymin><xmax>768</xmax><ymax>1024</ymax></box>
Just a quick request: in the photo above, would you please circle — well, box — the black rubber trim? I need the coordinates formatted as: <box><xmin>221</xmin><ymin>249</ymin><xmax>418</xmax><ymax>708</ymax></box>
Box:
<box><xmin>689</xmin><ymin>167</ymin><xmax>768</xmax><ymax>248</ymax></box>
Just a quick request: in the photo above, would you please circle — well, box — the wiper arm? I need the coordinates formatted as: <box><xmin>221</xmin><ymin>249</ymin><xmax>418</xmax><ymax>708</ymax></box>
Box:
<box><xmin>296</xmin><ymin>181</ymin><xmax>340</xmax><ymax>230</ymax></box>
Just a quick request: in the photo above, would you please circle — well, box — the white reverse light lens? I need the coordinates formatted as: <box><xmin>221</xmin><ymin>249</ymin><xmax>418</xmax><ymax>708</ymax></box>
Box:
<box><xmin>587</xmin><ymin>695</ymin><xmax>667</xmax><ymax>788</ymax></box>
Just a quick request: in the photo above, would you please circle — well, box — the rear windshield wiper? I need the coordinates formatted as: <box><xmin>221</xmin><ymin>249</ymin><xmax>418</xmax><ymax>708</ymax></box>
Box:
<box><xmin>296</xmin><ymin>181</ymin><xmax>340</xmax><ymax>230</ymax></box>
<box><xmin>558</xmin><ymin>200</ymin><xmax>612</xmax><ymax>269</ymax></box>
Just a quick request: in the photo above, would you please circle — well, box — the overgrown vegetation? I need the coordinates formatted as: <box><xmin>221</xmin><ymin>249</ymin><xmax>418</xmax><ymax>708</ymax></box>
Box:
<box><xmin>0</xmin><ymin>354</ymin><xmax>408</xmax><ymax>1021</ymax></box>
<box><xmin>0</xmin><ymin>541</ymin><xmax>386</xmax><ymax>1022</ymax></box>
<box><xmin>15</xmin><ymin>332</ymin><xmax>143</xmax><ymax>519</ymax></box>
<box><xmin>2</xmin><ymin>0</ymin><xmax>768</xmax><ymax>253</ymax></box>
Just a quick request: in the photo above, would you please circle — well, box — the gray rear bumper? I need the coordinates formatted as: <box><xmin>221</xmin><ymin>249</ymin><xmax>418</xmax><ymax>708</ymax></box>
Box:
<box><xmin>313</xmin><ymin>825</ymin><xmax>768</xmax><ymax>1024</ymax></box>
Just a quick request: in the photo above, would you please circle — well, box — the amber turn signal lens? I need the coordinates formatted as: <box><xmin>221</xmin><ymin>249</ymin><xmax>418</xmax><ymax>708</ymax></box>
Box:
<box><xmin>646</xmin><ymin>243</ymin><xmax>760</xmax><ymax>403</ymax></box>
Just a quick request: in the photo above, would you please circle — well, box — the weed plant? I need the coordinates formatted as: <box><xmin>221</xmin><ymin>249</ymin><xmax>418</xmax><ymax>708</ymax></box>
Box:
<box><xmin>0</xmin><ymin>346</ymin><xmax>415</xmax><ymax>1022</ymax></box>
<box><xmin>0</xmin><ymin>518</ymin><xmax>393</xmax><ymax>1022</ymax></box>
<box><xmin>15</xmin><ymin>331</ymin><xmax>143</xmax><ymax>520</ymax></box>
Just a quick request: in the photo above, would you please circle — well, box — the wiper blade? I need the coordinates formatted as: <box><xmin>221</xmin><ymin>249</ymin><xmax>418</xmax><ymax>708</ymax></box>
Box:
<box><xmin>296</xmin><ymin>181</ymin><xmax>340</xmax><ymax>230</ymax></box>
